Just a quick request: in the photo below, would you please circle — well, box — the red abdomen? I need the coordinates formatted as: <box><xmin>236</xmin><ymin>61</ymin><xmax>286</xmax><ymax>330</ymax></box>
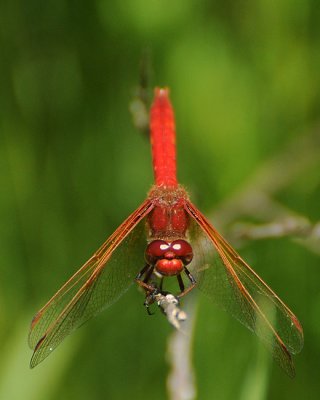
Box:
<box><xmin>150</xmin><ymin>88</ymin><xmax>178</xmax><ymax>188</ymax></box>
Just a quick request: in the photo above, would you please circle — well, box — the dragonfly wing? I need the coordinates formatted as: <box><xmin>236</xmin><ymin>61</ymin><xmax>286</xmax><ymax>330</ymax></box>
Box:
<box><xmin>29</xmin><ymin>199</ymin><xmax>154</xmax><ymax>368</ymax></box>
<box><xmin>185</xmin><ymin>201</ymin><xmax>303</xmax><ymax>378</ymax></box>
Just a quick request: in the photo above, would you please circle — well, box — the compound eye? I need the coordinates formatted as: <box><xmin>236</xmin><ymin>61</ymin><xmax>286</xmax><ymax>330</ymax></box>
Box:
<box><xmin>171</xmin><ymin>240</ymin><xmax>193</xmax><ymax>264</ymax></box>
<box><xmin>145</xmin><ymin>240</ymin><xmax>169</xmax><ymax>264</ymax></box>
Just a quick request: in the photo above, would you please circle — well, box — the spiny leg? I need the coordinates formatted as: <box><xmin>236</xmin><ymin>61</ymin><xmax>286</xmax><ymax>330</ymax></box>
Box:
<box><xmin>136</xmin><ymin>263</ymin><xmax>150</xmax><ymax>280</ymax></box>
<box><xmin>144</xmin><ymin>290</ymin><xmax>158</xmax><ymax>315</ymax></box>
<box><xmin>135</xmin><ymin>264</ymin><xmax>156</xmax><ymax>293</ymax></box>
<box><xmin>184</xmin><ymin>266</ymin><xmax>196</xmax><ymax>285</ymax></box>
<box><xmin>143</xmin><ymin>264</ymin><xmax>155</xmax><ymax>284</ymax></box>
<box><xmin>177</xmin><ymin>267</ymin><xmax>196</xmax><ymax>298</ymax></box>
<box><xmin>177</xmin><ymin>274</ymin><xmax>185</xmax><ymax>292</ymax></box>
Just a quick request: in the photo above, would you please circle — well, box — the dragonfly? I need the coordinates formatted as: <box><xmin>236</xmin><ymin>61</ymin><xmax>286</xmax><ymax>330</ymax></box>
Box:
<box><xmin>29</xmin><ymin>87</ymin><xmax>303</xmax><ymax>376</ymax></box>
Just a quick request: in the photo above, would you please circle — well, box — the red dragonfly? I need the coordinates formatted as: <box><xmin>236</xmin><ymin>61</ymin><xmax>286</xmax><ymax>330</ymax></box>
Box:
<box><xmin>29</xmin><ymin>88</ymin><xmax>303</xmax><ymax>376</ymax></box>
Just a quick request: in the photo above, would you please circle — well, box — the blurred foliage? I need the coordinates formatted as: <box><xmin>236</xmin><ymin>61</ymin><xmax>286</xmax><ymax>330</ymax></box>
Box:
<box><xmin>0</xmin><ymin>0</ymin><xmax>319</xmax><ymax>399</ymax></box>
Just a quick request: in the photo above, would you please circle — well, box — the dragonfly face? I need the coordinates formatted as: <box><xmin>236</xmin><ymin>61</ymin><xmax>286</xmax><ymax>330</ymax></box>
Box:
<box><xmin>145</xmin><ymin>239</ymin><xmax>193</xmax><ymax>276</ymax></box>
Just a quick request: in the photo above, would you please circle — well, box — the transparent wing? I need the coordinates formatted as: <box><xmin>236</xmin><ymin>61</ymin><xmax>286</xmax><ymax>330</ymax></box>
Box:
<box><xmin>29</xmin><ymin>199</ymin><xmax>154</xmax><ymax>368</ymax></box>
<box><xmin>185</xmin><ymin>201</ymin><xmax>303</xmax><ymax>378</ymax></box>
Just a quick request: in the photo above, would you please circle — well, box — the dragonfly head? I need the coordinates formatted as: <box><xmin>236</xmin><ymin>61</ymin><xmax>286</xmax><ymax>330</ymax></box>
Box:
<box><xmin>145</xmin><ymin>239</ymin><xmax>193</xmax><ymax>276</ymax></box>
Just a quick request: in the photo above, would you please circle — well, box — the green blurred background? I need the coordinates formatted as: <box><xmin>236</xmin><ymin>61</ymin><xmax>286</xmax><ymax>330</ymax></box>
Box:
<box><xmin>0</xmin><ymin>0</ymin><xmax>319</xmax><ymax>399</ymax></box>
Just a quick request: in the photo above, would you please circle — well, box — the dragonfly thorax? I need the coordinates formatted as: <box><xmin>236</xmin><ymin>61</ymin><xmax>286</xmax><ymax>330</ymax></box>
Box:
<box><xmin>145</xmin><ymin>239</ymin><xmax>193</xmax><ymax>276</ymax></box>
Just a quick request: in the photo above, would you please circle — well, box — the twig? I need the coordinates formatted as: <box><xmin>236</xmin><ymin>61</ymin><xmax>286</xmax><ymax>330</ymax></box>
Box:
<box><xmin>155</xmin><ymin>292</ymin><xmax>187</xmax><ymax>331</ymax></box>
<box><xmin>166</xmin><ymin>296</ymin><xmax>197</xmax><ymax>400</ymax></box>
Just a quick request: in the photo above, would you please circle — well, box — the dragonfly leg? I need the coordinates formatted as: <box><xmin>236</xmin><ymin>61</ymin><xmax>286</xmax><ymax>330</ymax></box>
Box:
<box><xmin>159</xmin><ymin>277</ymin><xmax>164</xmax><ymax>291</ymax></box>
<box><xmin>144</xmin><ymin>289</ymin><xmax>158</xmax><ymax>315</ymax></box>
<box><xmin>177</xmin><ymin>267</ymin><xmax>196</xmax><ymax>298</ymax></box>
<box><xmin>135</xmin><ymin>264</ymin><xmax>157</xmax><ymax>293</ymax></box>
<box><xmin>177</xmin><ymin>274</ymin><xmax>185</xmax><ymax>292</ymax></box>
<box><xmin>136</xmin><ymin>263</ymin><xmax>151</xmax><ymax>280</ymax></box>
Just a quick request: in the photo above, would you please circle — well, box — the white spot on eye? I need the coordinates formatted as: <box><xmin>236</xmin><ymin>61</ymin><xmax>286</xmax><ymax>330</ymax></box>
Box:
<box><xmin>160</xmin><ymin>244</ymin><xmax>169</xmax><ymax>250</ymax></box>
<box><xmin>49</xmin><ymin>347</ymin><xmax>53</xmax><ymax>351</ymax></box>
<box><xmin>172</xmin><ymin>244</ymin><xmax>181</xmax><ymax>251</ymax></box>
